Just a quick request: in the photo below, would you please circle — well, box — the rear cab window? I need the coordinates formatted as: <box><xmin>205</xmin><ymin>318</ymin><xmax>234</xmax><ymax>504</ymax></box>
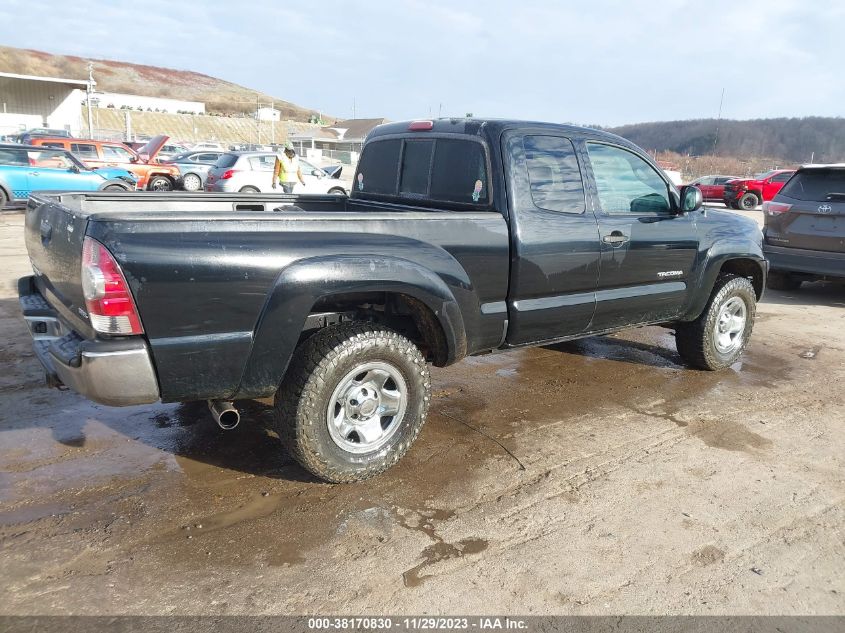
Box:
<box><xmin>779</xmin><ymin>169</ymin><xmax>845</xmax><ymax>201</ymax></box>
<box><xmin>354</xmin><ymin>136</ymin><xmax>489</xmax><ymax>207</ymax></box>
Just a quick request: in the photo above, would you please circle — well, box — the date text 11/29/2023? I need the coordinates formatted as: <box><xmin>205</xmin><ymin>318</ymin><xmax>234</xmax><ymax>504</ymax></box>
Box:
<box><xmin>307</xmin><ymin>617</ymin><xmax>528</xmax><ymax>630</ymax></box>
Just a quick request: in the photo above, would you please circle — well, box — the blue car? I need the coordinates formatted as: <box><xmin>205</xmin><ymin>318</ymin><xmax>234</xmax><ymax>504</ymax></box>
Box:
<box><xmin>0</xmin><ymin>143</ymin><xmax>137</xmax><ymax>208</ymax></box>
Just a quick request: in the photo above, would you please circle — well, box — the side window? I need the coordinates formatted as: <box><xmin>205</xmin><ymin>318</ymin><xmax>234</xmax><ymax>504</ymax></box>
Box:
<box><xmin>399</xmin><ymin>140</ymin><xmax>434</xmax><ymax>196</ymax></box>
<box><xmin>523</xmin><ymin>135</ymin><xmax>585</xmax><ymax>213</ymax></box>
<box><xmin>71</xmin><ymin>143</ymin><xmax>98</xmax><ymax>159</ymax></box>
<box><xmin>587</xmin><ymin>143</ymin><xmax>671</xmax><ymax>214</ymax></box>
<box><xmin>355</xmin><ymin>139</ymin><xmax>401</xmax><ymax>195</ymax></box>
<box><xmin>41</xmin><ymin>142</ymin><xmax>65</xmax><ymax>149</ymax></box>
<box><xmin>249</xmin><ymin>155</ymin><xmax>276</xmax><ymax>171</ymax></box>
<box><xmin>102</xmin><ymin>145</ymin><xmax>133</xmax><ymax>161</ymax></box>
<box><xmin>0</xmin><ymin>149</ymin><xmax>27</xmax><ymax>166</ymax></box>
<box><xmin>430</xmin><ymin>138</ymin><xmax>488</xmax><ymax>204</ymax></box>
<box><xmin>197</xmin><ymin>153</ymin><xmax>218</xmax><ymax>162</ymax></box>
<box><xmin>28</xmin><ymin>150</ymin><xmax>74</xmax><ymax>169</ymax></box>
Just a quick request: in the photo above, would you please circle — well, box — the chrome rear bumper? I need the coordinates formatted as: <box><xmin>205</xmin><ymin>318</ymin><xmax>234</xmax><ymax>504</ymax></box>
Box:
<box><xmin>19</xmin><ymin>275</ymin><xmax>160</xmax><ymax>406</ymax></box>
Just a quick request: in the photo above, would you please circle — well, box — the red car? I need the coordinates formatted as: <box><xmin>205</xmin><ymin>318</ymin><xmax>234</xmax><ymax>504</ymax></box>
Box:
<box><xmin>685</xmin><ymin>175</ymin><xmax>739</xmax><ymax>202</ymax></box>
<box><xmin>723</xmin><ymin>169</ymin><xmax>795</xmax><ymax>210</ymax></box>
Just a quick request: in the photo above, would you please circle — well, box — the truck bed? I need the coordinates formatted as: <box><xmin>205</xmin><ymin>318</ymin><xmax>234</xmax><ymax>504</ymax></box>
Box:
<box><xmin>24</xmin><ymin>191</ymin><xmax>511</xmax><ymax>402</ymax></box>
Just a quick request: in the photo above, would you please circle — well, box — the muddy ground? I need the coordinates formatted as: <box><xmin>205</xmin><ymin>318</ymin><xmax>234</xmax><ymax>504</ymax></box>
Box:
<box><xmin>0</xmin><ymin>211</ymin><xmax>843</xmax><ymax>615</ymax></box>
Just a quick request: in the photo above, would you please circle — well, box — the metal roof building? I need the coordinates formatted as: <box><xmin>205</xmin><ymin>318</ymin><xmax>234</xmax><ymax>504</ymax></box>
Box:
<box><xmin>0</xmin><ymin>71</ymin><xmax>89</xmax><ymax>136</ymax></box>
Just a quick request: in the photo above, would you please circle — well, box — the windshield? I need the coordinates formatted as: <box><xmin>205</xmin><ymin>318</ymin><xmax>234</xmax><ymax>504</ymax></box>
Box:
<box><xmin>754</xmin><ymin>170</ymin><xmax>778</xmax><ymax>180</ymax></box>
<box><xmin>779</xmin><ymin>169</ymin><xmax>845</xmax><ymax>201</ymax></box>
<box><xmin>215</xmin><ymin>153</ymin><xmax>239</xmax><ymax>169</ymax></box>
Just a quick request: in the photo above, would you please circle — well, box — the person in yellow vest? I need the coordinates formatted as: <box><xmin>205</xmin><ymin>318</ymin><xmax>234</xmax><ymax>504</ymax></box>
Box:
<box><xmin>272</xmin><ymin>142</ymin><xmax>306</xmax><ymax>193</ymax></box>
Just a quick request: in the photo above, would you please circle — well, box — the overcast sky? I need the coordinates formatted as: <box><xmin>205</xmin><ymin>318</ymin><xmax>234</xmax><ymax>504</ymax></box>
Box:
<box><xmin>1</xmin><ymin>0</ymin><xmax>842</xmax><ymax>126</ymax></box>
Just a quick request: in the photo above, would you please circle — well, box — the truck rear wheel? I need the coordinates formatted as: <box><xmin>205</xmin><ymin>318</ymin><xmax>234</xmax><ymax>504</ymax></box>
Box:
<box><xmin>675</xmin><ymin>274</ymin><xmax>756</xmax><ymax>370</ymax></box>
<box><xmin>275</xmin><ymin>322</ymin><xmax>431</xmax><ymax>483</ymax></box>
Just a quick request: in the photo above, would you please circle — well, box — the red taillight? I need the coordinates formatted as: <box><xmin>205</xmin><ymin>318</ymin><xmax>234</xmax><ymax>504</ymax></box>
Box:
<box><xmin>762</xmin><ymin>201</ymin><xmax>792</xmax><ymax>215</ymax></box>
<box><xmin>221</xmin><ymin>169</ymin><xmax>237</xmax><ymax>179</ymax></box>
<box><xmin>408</xmin><ymin>120</ymin><xmax>433</xmax><ymax>131</ymax></box>
<box><xmin>81</xmin><ymin>237</ymin><xmax>144</xmax><ymax>335</ymax></box>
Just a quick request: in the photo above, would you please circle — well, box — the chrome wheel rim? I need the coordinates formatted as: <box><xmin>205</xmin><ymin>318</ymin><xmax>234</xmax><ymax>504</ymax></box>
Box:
<box><xmin>151</xmin><ymin>179</ymin><xmax>170</xmax><ymax>191</ymax></box>
<box><xmin>714</xmin><ymin>296</ymin><xmax>747</xmax><ymax>354</ymax></box>
<box><xmin>326</xmin><ymin>361</ymin><xmax>407</xmax><ymax>454</ymax></box>
<box><xmin>183</xmin><ymin>174</ymin><xmax>201</xmax><ymax>191</ymax></box>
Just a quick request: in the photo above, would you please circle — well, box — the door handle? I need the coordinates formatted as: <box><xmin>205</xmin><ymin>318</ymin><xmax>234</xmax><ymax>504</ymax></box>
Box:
<box><xmin>602</xmin><ymin>231</ymin><xmax>629</xmax><ymax>246</ymax></box>
<box><xmin>29</xmin><ymin>171</ymin><xmax>39</xmax><ymax>176</ymax></box>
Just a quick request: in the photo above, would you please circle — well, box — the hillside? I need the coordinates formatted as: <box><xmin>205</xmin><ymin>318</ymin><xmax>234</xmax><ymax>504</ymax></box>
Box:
<box><xmin>607</xmin><ymin>117</ymin><xmax>845</xmax><ymax>164</ymax></box>
<box><xmin>0</xmin><ymin>45</ymin><xmax>325</xmax><ymax>121</ymax></box>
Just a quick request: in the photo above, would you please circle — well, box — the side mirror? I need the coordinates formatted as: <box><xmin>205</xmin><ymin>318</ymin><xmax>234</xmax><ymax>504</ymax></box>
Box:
<box><xmin>679</xmin><ymin>185</ymin><xmax>703</xmax><ymax>213</ymax></box>
<box><xmin>68</xmin><ymin>165</ymin><xmax>80</xmax><ymax>173</ymax></box>
<box><xmin>311</xmin><ymin>169</ymin><xmax>322</xmax><ymax>177</ymax></box>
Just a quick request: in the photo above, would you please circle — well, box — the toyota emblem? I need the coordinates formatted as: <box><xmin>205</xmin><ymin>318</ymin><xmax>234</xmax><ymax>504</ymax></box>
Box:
<box><xmin>818</xmin><ymin>204</ymin><xmax>832</xmax><ymax>214</ymax></box>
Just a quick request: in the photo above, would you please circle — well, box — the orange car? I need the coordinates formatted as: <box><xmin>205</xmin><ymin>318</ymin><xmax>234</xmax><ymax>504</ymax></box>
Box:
<box><xmin>30</xmin><ymin>135</ymin><xmax>180</xmax><ymax>191</ymax></box>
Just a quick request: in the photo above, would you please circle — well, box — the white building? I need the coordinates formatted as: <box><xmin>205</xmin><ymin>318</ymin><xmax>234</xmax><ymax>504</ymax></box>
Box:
<box><xmin>255</xmin><ymin>107</ymin><xmax>280</xmax><ymax>121</ymax></box>
<box><xmin>0</xmin><ymin>71</ymin><xmax>89</xmax><ymax>136</ymax></box>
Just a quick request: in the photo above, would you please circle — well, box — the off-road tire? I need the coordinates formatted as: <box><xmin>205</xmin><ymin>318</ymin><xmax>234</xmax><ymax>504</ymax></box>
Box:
<box><xmin>739</xmin><ymin>192</ymin><xmax>759</xmax><ymax>210</ymax></box>
<box><xmin>147</xmin><ymin>175</ymin><xmax>173</xmax><ymax>191</ymax></box>
<box><xmin>675</xmin><ymin>274</ymin><xmax>756</xmax><ymax>370</ymax></box>
<box><xmin>766</xmin><ymin>270</ymin><xmax>802</xmax><ymax>291</ymax></box>
<box><xmin>275</xmin><ymin>322</ymin><xmax>431</xmax><ymax>483</ymax></box>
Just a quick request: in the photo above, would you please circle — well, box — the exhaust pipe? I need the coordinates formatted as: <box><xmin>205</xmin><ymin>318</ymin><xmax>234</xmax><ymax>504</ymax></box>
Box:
<box><xmin>208</xmin><ymin>400</ymin><xmax>240</xmax><ymax>430</ymax></box>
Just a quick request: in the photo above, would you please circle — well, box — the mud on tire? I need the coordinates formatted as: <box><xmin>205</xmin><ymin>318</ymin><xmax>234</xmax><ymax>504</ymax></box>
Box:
<box><xmin>675</xmin><ymin>274</ymin><xmax>757</xmax><ymax>371</ymax></box>
<box><xmin>274</xmin><ymin>322</ymin><xmax>431</xmax><ymax>483</ymax></box>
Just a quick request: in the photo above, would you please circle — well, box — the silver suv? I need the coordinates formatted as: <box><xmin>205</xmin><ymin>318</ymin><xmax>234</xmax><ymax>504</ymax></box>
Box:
<box><xmin>205</xmin><ymin>152</ymin><xmax>348</xmax><ymax>195</ymax></box>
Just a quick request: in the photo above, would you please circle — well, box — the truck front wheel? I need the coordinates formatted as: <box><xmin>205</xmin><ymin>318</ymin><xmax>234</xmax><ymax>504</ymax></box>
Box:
<box><xmin>739</xmin><ymin>192</ymin><xmax>759</xmax><ymax>210</ymax></box>
<box><xmin>675</xmin><ymin>274</ymin><xmax>756</xmax><ymax>370</ymax></box>
<box><xmin>275</xmin><ymin>322</ymin><xmax>431</xmax><ymax>482</ymax></box>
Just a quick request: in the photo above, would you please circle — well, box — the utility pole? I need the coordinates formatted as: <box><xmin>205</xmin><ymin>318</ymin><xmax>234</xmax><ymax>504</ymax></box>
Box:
<box><xmin>712</xmin><ymin>87</ymin><xmax>725</xmax><ymax>155</ymax></box>
<box><xmin>86</xmin><ymin>62</ymin><xmax>95</xmax><ymax>138</ymax></box>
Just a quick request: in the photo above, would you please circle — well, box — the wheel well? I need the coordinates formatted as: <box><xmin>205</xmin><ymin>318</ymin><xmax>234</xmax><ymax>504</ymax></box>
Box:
<box><xmin>718</xmin><ymin>258</ymin><xmax>764</xmax><ymax>298</ymax></box>
<box><xmin>307</xmin><ymin>292</ymin><xmax>449</xmax><ymax>366</ymax></box>
<box><xmin>0</xmin><ymin>182</ymin><xmax>10</xmax><ymax>203</ymax></box>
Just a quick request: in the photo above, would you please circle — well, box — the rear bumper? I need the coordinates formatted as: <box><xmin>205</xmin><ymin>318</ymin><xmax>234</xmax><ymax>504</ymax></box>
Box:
<box><xmin>764</xmin><ymin>244</ymin><xmax>845</xmax><ymax>279</ymax></box>
<box><xmin>18</xmin><ymin>276</ymin><xmax>160</xmax><ymax>406</ymax></box>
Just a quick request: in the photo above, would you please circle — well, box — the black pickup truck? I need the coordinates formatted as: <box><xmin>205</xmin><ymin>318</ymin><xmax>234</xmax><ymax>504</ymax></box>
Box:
<box><xmin>19</xmin><ymin>118</ymin><xmax>766</xmax><ymax>482</ymax></box>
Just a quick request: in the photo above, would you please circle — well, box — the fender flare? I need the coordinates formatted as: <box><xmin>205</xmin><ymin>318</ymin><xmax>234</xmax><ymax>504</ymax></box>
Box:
<box><xmin>234</xmin><ymin>254</ymin><xmax>468</xmax><ymax>399</ymax></box>
<box><xmin>97</xmin><ymin>178</ymin><xmax>131</xmax><ymax>191</ymax></box>
<box><xmin>683</xmin><ymin>240</ymin><xmax>766</xmax><ymax>320</ymax></box>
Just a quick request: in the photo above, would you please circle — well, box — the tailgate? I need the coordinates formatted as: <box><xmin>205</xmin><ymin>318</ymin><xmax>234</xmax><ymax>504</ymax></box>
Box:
<box><xmin>23</xmin><ymin>195</ymin><xmax>92</xmax><ymax>332</ymax></box>
<box><xmin>768</xmin><ymin>199</ymin><xmax>845</xmax><ymax>253</ymax></box>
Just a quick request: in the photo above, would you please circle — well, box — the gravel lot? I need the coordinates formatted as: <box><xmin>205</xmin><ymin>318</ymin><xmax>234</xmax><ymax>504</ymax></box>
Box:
<box><xmin>0</xmin><ymin>210</ymin><xmax>843</xmax><ymax>615</ymax></box>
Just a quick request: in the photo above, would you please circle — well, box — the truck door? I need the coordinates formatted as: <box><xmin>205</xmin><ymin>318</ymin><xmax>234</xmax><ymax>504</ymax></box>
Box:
<box><xmin>583</xmin><ymin>142</ymin><xmax>698</xmax><ymax>331</ymax></box>
<box><xmin>504</xmin><ymin>132</ymin><xmax>601</xmax><ymax>345</ymax></box>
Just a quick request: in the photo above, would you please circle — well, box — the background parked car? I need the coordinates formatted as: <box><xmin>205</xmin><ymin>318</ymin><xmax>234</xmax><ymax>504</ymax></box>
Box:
<box><xmin>17</xmin><ymin>128</ymin><xmax>71</xmax><ymax>144</ymax></box>
<box><xmin>763</xmin><ymin>164</ymin><xmax>845</xmax><ymax>289</ymax></box>
<box><xmin>684</xmin><ymin>175</ymin><xmax>739</xmax><ymax>202</ymax></box>
<box><xmin>0</xmin><ymin>143</ymin><xmax>136</xmax><ymax>207</ymax></box>
<box><xmin>191</xmin><ymin>141</ymin><xmax>225</xmax><ymax>151</ymax></box>
<box><xmin>163</xmin><ymin>150</ymin><xmax>225</xmax><ymax>191</ymax></box>
<box><xmin>724</xmin><ymin>169</ymin><xmax>795</xmax><ymax>210</ymax></box>
<box><xmin>156</xmin><ymin>142</ymin><xmax>192</xmax><ymax>161</ymax></box>
<box><xmin>205</xmin><ymin>152</ymin><xmax>349</xmax><ymax>195</ymax></box>
<box><xmin>30</xmin><ymin>135</ymin><xmax>180</xmax><ymax>191</ymax></box>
